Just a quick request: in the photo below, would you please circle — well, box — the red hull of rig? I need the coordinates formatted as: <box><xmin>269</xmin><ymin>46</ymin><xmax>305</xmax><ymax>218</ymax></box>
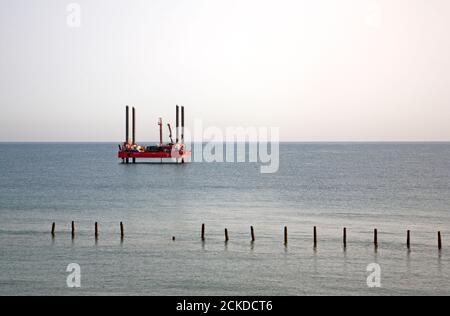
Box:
<box><xmin>117</xmin><ymin>149</ymin><xmax>191</xmax><ymax>160</ymax></box>
<box><xmin>118</xmin><ymin>105</ymin><xmax>191</xmax><ymax>163</ymax></box>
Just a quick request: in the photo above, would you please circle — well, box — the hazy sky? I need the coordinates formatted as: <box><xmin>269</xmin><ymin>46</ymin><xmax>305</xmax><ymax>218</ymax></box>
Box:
<box><xmin>1</xmin><ymin>0</ymin><xmax>450</xmax><ymax>141</ymax></box>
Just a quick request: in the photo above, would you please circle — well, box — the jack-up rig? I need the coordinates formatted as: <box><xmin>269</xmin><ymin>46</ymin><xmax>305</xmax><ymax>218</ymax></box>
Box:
<box><xmin>118</xmin><ymin>105</ymin><xmax>191</xmax><ymax>164</ymax></box>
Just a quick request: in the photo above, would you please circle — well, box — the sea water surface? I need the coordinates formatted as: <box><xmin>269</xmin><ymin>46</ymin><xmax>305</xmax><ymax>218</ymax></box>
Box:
<box><xmin>0</xmin><ymin>143</ymin><xmax>449</xmax><ymax>296</ymax></box>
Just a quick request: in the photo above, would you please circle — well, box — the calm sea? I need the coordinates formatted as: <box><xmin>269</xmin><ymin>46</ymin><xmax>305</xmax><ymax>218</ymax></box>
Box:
<box><xmin>0</xmin><ymin>143</ymin><xmax>449</xmax><ymax>296</ymax></box>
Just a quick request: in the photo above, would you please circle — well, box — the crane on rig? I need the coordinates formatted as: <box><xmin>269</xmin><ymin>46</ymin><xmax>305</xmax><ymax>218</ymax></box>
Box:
<box><xmin>118</xmin><ymin>105</ymin><xmax>191</xmax><ymax>164</ymax></box>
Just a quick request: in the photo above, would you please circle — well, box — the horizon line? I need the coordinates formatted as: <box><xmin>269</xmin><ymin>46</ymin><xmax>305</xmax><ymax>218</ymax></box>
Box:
<box><xmin>1</xmin><ymin>140</ymin><xmax>450</xmax><ymax>144</ymax></box>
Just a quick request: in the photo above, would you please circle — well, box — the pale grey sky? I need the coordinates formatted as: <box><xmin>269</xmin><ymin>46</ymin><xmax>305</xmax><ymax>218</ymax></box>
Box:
<box><xmin>1</xmin><ymin>0</ymin><xmax>450</xmax><ymax>141</ymax></box>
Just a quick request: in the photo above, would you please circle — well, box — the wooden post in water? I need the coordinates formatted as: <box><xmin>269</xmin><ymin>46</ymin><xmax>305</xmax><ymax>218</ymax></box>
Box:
<box><xmin>343</xmin><ymin>227</ymin><xmax>347</xmax><ymax>248</ymax></box>
<box><xmin>95</xmin><ymin>222</ymin><xmax>99</xmax><ymax>239</ymax></box>
<box><xmin>313</xmin><ymin>226</ymin><xmax>317</xmax><ymax>248</ymax></box>
<box><xmin>407</xmin><ymin>230</ymin><xmax>411</xmax><ymax>249</ymax></box>
<box><xmin>201</xmin><ymin>224</ymin><xmax>205</xmax><ymax>241</ymax></box>
<box><xmin>71</xmin><ymin>221</ymin><xmax>75</xmax><ymax>238</ymax></box>
<box><xmin>120</xmin><ymin>222</ymin><xmax>124</xmax><ymax>239</ymax></box>
<box><xmin>374</xmin><ymin>229</ymin><xmax>378</xmax><ymax>248</ymax></box>
<box><xmin>284</xmin><ymin>226</ymin><xmax>288</xmax><ymax>245</ymax></box>
<box><xmin>251</xmin><ymin>226</ymin><xmax>255</xmax><ymax>242</ymax></box>
<box><xmin>225</xmin><ymin>229</ymin><xmax>229</xmax><ymax>242</ymax></box>
<box><xmin>438</xmin><ymin>231</ymin><xmax>442</xmax><ymax>250</ymax></box>
<box><xmin>51</xmin><ymin>222</ymin><xmax>55</xmax><ymax>237</ymax></box>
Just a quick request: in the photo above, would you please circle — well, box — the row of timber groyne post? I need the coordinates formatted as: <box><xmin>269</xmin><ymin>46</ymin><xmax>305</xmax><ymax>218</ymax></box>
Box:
<box><xmin>50</xmin><ymin>222</ymin><xmax>444</xmax><ymax>250</ymax></box>
<box><xmin>208</xmin><ymin>224</ymin><xmax>443</xmax><ymax>250</ymax></box>
<box><xmin>51</xmin><ymin>222</ymin><xmax>125</xmax><ymax>240</ymax></box>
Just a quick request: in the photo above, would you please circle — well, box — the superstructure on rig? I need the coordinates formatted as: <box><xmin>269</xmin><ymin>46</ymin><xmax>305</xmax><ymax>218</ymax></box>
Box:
<box><xmin>118</xmin><ymin>105</ymin><xmax>191</xmax><ymax>164</ymax></box>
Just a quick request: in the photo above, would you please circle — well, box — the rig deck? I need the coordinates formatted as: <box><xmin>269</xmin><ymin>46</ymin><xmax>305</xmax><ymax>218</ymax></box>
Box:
<box><xmin>118</xmin><ymin>105</ymin><xmax>191</xmax><ymax>163</ymax></box>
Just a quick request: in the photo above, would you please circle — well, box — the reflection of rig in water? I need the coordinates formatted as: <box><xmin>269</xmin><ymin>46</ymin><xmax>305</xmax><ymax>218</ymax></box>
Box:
<box><xmin>118</xmin><ymin>105</ymin><xmax>191</xmax><ymax>164</ymax></box>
